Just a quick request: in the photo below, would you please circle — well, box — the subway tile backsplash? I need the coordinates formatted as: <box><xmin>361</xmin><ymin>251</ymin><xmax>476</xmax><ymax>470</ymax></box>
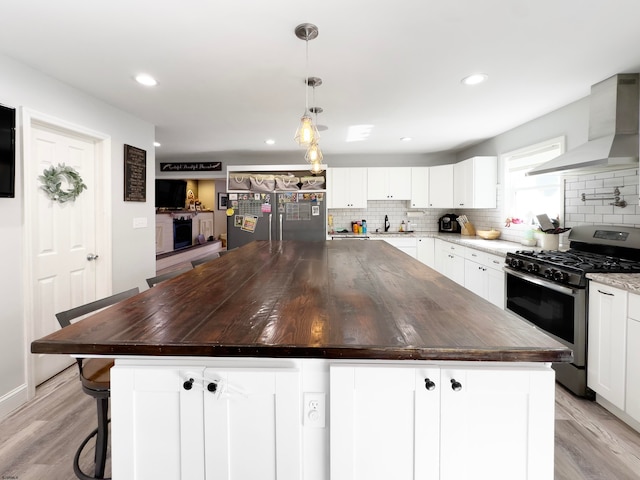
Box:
<box><xmin>328</xmin><ymin>168</ymin><xmax>640</xmax><ymax>245</ymax></box>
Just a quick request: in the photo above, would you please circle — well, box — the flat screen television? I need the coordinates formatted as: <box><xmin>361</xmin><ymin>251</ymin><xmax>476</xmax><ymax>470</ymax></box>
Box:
<box><xmin>155</xmin><ymin>179</ymin><xmax>187</xmax><ymax>209</ymax></box>
<box><xmin>0</xmin><ymin>104</ymin><xmax>16</xmax><ymax>198</ymax></box>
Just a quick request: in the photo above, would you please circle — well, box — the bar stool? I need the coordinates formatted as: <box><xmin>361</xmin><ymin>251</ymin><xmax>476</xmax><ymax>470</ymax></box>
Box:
<box><xmin>55</xmin><ymin>287</ymin><xmax>139</xmax><ymax>480</ymax></box>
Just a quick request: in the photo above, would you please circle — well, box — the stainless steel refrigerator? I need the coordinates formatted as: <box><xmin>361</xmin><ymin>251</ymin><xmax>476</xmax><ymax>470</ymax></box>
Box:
<box><xmin>226</xmin><ymin>191</ymin><xmax>326</xmax><ymax>249</ymax></box>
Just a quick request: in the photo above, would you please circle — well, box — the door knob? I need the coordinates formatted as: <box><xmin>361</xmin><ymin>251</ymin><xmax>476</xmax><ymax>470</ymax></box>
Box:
<box><xmin>424</xmin><ymin>378</ymin><xmax>436</xmax><ymax>391</ymax></box>
<box><xmin>87</xmin><ymin>253</ymin><xmax>99</xmax><ymax>261</ymax></box>
<box><xmin>450</xmin><ymin>379</ymin><xmax>462</xmax><ymax>391</ymax></box>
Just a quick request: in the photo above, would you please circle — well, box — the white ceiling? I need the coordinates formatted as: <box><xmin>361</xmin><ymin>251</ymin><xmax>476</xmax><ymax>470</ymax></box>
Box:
<box><xmin>3</xmin><ymin>0</ymin><xmax>640</xmax><ymax>162</ymax></box>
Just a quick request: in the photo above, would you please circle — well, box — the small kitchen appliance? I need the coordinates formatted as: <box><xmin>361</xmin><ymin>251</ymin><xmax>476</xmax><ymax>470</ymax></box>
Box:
<box><xmin>504</xmin><ymin>224</ymin><xmax>640</xmax><ymax>397</ymax></box>
<box><xmin>439</xmin><ymin>213</ymin><xmax>460</xmax><ymax>233</ymax></box>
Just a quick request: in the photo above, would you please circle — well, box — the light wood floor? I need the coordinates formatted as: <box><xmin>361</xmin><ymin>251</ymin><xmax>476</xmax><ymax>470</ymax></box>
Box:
<box><xmin>1</xmin><ymin>368</ymin><xmax>639</xmax><ymax>479</ymax></box>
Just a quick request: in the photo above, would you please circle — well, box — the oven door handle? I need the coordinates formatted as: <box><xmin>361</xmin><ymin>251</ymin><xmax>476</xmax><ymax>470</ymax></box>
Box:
<box><xmin>504</xmin><ymin>267</ymin><xmax>579</xmax><ymax>296</ymax></box>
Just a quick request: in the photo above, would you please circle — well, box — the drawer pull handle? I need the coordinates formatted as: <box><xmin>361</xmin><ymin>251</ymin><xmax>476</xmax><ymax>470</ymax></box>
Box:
<box><xmin>207</xmin><ymin>382</ymin><xmax>218</xmax><ymax>393</ymax></box>
<box><xmin>598</xmin><ymin>289</ymin><xmax>615</xmax><ymax>296</ymax></box>
<box><xmin>450</xmin><ymin>379</ymin><xmax>462</xmax><ymax>392</ymax></box>
<box><xmin>183</xmin><ymin>378</ymin><xmax>194</xmax><ymax>390</ymax></box>
<box><xmin>424</xmin><ymin>378</ymin><xmax>436</xmax><ymax>391</ymax></box>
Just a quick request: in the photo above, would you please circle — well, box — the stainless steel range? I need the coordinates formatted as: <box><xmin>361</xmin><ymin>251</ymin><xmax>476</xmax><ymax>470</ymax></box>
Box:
<box><xmin>504</xmin><ymin>225</ymin><xmax>640</xmax><ymax>397</ymax></box>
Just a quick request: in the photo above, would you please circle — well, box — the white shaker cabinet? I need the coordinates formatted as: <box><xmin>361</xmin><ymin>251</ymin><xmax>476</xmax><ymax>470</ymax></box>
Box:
<box><xmin>453</xmin><ymin>156</ymin><xmax>497</xmax><ymax>209</ymax></box>
<box><xmin>375</xmin><ymin>236</ymin><xmax>417</xmax><ymax>258</ymax></box>
<box><xmin>428</xmin><ymin>164</ymin><xmax>454</xmax><ymax>208</ymax></box>
<box><xmin>330</xmin><ymin>363</ymin><xmax>555</xmax><ymax>480</ymax></box>
<box><xmin>434</xmin><ymin>239</ymin><xmax>465</xmax><ymax>285</ymax></box>
<box><xmin>416</xmin><ymin>237</ymin><xmax>435</xmax><ymax>268</ymax></box>
<box><xmin>328</xmin><ymin>167</ymin><xmax>368</xmax><ymax>209</ymax></box>
<box><xmin>627</xmin><ymin>294</ymin><xmax>640</xmax><ymax>424</ymax></box>
<box><xmin>464</xmin><ymin>249</ymin><xmax>505</xmax><ymax>309</ymax></box>
<box><xmin>588</xmin><ymin>282</ymin><xmax>628</xmax><ymax>409</ymax></box>
<box><xmin>111</xmin><ymin>364</ymin><xmax>302</xmax><ymax>480</ymax></box>
<box><xmin>367</xmin><ymin>167</ymin><xmax>411</xmax><ymax>200</ymax></box>
<box><xmin>410</xmin><ymin>167</ymin><xmax>429</xmax><ymax>208</ymax></box>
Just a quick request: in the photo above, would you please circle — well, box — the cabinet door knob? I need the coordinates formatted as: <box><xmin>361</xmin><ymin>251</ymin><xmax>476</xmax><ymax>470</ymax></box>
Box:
<box><xmin>424</xmin><ymin>378</ymin><xmax>436</xmax><ymax>391</ymax></box>
<box><xmin>183</xmin><ymin>378</ymin><xmax>194</xmax><ymax>390</ymax></box>
<box><xmin>450</xmin><ymin>379</ymin><xmax>462</xmax><ymax>391</ymax></box>
<box><xmin>207</xmin><ymin>382</ymin><xmax>218</xmax><ymax>393</ymax></box>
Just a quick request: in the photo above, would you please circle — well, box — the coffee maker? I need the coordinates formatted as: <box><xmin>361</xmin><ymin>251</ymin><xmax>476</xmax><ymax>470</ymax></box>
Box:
<box><xmin>439</xmin><ymin>214</ymin><xmax>460</xmax><ymax>233</ymax></box>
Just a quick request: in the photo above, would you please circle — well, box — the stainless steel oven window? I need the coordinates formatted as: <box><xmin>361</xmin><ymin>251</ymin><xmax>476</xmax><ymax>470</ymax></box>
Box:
<box><xmin>505</xmin><ymin>270</ymin><xmax>586</xmax><ymax>366</ymax></box>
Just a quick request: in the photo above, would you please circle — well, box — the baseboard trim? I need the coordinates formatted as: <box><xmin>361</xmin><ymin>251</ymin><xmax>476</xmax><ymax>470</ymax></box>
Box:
<box><xmin>0</xmin><ymin>383</ymin><xmax>28</xmax><ymax>422</ymax></box>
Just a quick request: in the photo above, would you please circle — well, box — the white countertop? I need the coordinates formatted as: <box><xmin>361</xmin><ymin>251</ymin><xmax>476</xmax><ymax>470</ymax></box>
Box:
<box><xmin>330</xmin><ymin>231</ymin><xmax>531</xmax><ymax>257</ymax></box>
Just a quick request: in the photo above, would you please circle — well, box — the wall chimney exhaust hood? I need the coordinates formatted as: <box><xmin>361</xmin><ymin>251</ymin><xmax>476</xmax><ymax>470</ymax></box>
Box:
<box><xmin>528</xmin><ymin>73</ymin><xmax>639</xmax><ymax>176</ymax></box>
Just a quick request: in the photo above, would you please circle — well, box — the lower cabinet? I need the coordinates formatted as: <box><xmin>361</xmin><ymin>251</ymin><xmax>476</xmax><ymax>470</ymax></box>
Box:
<box><xmin>416</xmin><ymin>237</ymin><xmax>435</xmax><ymax>268</ymax></box>
<box><xmin>434</xmin><ymin>239</ymin><xmax>465</xmax><ymax>285</ymax></box>
<box><xmin>588</xmin><ymin>283</ymin><xmax>640</xmax><ymax>430</ymax></box>
<box><xmin>111</xmin><ymin>364</ymin><xmax>301</xmax><ymax>480</ymax></box>
<box><xmin>464</xmin><ymin>249</ymin><xmax>505</xmax><ymax>309</ymax></box>
<box><xmin>373</xmin><ymin>237</ymin><xmax>417</xmax><ymax>258</ymax></box>
<box><xmin>627</xmin><ymin>302</ymin><xmax>640</xmax><ymax>423</ymax></box>
<box><xmin>588</xmin><ymin>282</ymin><xmax>628</xmax><ymax>409</ymax></box>
<box><xmin>331</xmin><ymin>363</ymin><xmax>555</xmax><ymax>480</ymax></box>
<box><xmin>111</xmin><ymin>360</ymin><xmax>556</xmax><ymax>480</ymax></box>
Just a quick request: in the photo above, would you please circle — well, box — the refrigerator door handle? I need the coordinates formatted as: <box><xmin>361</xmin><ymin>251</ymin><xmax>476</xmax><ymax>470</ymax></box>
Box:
<box><xmin>279</xmin><ymin>214</ymin><xmax>283</xmax><ymax>241</ymax></box>
<box><xmin>268</xmin><ymin>214</ymin><xmax>272</xmax><ymax>241</ymax></box>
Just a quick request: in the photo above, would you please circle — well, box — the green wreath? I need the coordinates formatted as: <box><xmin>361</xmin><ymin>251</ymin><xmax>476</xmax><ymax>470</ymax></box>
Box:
<box><xmin>39</xmin><ymin>163</ymin><xmax>87</xmax><ymax>203</ymax></box>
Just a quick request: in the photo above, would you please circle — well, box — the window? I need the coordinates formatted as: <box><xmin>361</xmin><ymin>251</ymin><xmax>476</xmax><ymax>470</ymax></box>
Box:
<box><xmin>503</xmin><ymin>137</ymin><xmax>565</xmax><ymax>228</ymax></box>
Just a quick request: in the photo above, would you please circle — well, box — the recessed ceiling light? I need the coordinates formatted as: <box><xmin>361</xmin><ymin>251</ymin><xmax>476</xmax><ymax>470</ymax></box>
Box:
<box><xmin>265</xmin><ymin>139</ymin><xmax>275</xmax><ymax>145</ymax></box>
<box><xmin>461</xmin><ymin>73</ymin><xmax>488</xmax><ymax>86</ymax></box>
<box><xmin>135</xmin><ymin>74</ymin><xmax>158</xmax><ymax>86</ymax></box>
<box><xmin>400</xmin><ymin>137</ymin><xmax>412</xmax><ymax>142</ymax></box>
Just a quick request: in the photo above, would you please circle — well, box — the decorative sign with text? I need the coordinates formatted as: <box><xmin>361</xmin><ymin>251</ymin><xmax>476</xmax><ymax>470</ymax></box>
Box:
<box><xmin>124</xmin><ymin>145</ymin><xmax>146</xmax><ymax>202</ymax></box>
<box><xmin>160</xmin><ymin>162</ymin><xmax>222</xmax><ymax>172</ymax></box>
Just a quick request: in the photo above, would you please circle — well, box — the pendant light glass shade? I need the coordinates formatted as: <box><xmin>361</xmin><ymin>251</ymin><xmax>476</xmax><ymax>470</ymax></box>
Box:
<box><xmin>309</xmin><ymin>159</ymin><xmax>323</xmax><ymax>174</ymax></box>
<box><xmin>294</xmin><ymin>111</ymin><xmax>318</xmax><ymax>147</ymax></box>
<box><xmin>305</xmin><ymin>140</ymin><xmax>323</xmax><ymax>163</ymax></box>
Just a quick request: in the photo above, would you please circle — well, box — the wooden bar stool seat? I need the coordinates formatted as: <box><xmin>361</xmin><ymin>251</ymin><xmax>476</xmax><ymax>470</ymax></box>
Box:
<box><xmin>55</xmin><ymin>288</ymin><xmax>139</xmax><ymax>480</ymax></box>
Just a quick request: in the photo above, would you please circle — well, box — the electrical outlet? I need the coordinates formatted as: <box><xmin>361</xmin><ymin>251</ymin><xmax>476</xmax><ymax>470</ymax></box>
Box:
<box><xmin>303</xmin><ymin>392</ymin><xmax>326</xmax><ymax>428</ymax></box>
<box><xmin>133</xmin><ymin>217</ymin><xmax>148</xmax><ymax>229</ymax></box>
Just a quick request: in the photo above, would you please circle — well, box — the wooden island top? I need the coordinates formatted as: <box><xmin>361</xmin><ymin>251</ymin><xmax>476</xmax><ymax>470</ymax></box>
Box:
<box><xmin>31</xmin><ymin>240</ymin><xmax>572</xmax><ymax>363</ymax></box>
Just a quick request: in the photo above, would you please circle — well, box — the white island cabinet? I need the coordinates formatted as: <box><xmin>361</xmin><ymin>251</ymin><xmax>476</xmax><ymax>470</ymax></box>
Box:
<box><xmin>112</xmin><ymin>358</ymin><xmax>555</xmax><ymax>480</ymax></box>
<box><xmin>111</xmin><ymin>361</ymin><xmax>302</xmax><ymax>480</ymax></box>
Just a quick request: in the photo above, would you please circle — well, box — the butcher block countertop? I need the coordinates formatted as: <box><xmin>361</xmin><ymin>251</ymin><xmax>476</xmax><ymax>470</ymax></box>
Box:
<box><xmin>31</xmin><ymin>240</ymin><xmax>572</xmax><ymax>363</ymax></box>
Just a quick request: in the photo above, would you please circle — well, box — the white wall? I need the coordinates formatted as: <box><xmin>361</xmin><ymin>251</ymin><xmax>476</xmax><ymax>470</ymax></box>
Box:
<box><xmin>0</xmin><ymin>54</ymin><xmax>156</xmax><ymax>418</ymax></box>
<box><xmin>456</xmin><ymin>95</ymin><xmax>640</xmax><ymax>244</ymax></box>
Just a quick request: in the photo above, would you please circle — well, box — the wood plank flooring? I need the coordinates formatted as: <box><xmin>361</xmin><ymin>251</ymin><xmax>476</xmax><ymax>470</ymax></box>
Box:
<box><xmin>1</xmin><ymin>368</ymin><xmax>639</xmax><ymax>479</ymax></box>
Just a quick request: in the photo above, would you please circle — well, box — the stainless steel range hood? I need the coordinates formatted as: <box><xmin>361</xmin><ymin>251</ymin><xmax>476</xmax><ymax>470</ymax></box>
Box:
<box><xmin>528</xmin><ymin>73</ymin><xmax>639</xmax><ymax>176</ymax></box>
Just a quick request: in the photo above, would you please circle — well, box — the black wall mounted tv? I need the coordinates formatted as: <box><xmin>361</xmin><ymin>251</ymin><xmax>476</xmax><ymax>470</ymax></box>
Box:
<box><xmin>155</xmin><ymin>179</ymin><xmax>187</xmax><ymax>209</ymax></box>
<box><xmin>0</xmin><ymin>104</ymin><xmax>16</xmax><ymax>198</ymax></box>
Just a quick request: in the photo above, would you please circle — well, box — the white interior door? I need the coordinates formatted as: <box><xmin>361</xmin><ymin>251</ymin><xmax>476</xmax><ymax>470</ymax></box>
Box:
<box><xmin>30</xmin><ymin>123</ymin><xmax>98</xmax><ymax>385</ymax></box>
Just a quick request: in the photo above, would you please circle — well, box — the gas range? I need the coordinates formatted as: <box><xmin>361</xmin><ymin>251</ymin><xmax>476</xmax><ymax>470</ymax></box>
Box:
<box><xmin>505</xmin><ymin>225</ymin><xmax>640</xmax><ymax>288</ymax></box>
<box><xmin>505</xmin><ymin>249</ymin><xmax>640</xmax><ymax>288</ymax></box>
<box><xmin>505</xmin><ymin>225</ymin><xmax>640</xmax><ymax>397</ymax></box>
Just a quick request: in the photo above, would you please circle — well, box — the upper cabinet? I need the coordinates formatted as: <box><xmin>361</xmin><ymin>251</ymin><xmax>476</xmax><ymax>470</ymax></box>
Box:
<box><xmin>453</xmin><ymin>156</ymin><xmax>497</xmax><ymax>209</ymax></box>
<box><xmin>410</xmin><ymin>167</ymin><xmax>429</xmax><ymax>208</ymax></box>
<box><xmin>428</xmin><ymin>164</ymin><xmax>454</xmax><ymax>208</ymax></box>
<box><xmin>367</xmin><ymin>167</ymin><xmax>412</xmax><ymax>200</ymax></box>
<box><xmin>328</xmin><ymin>168</ymin><xmax>368</xmax><ymax>209</ymax></box>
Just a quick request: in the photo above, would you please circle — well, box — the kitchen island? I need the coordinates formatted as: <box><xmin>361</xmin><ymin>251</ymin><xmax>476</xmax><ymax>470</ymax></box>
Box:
<box><xmin>32</xmin><ymin>240</ymin><xmax>571</xmax><ymax>480</ymax></box>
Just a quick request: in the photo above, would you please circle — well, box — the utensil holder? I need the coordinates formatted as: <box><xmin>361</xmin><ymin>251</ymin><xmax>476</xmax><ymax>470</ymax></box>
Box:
<box><xmin>461</xmin><ymin>222</ymin><xmax>476</xmax><ymax>236</ymax></box>
<box><xmin>540</xmin><ymin>234</ymin><xmax>559</xmax><ymax>250</ymax></box>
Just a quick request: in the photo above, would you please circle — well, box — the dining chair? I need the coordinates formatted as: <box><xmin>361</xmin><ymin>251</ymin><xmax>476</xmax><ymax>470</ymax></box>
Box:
<box><xmin>55</xmin><ymin>287</ymin><xmax>140</xmax><ymax>480</ymax></box>
<box><xmin>145</xmin><ymin>265</ymin><xmax>192</xmax><ymax>287</ymax></box>
<box><xmin>190</xmin><ymin>252</ymin><xmax>221</xmax><ymax>268</ymax></box>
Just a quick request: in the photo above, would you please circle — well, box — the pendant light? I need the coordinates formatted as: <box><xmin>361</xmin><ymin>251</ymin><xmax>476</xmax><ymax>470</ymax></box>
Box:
<box><xmin>294</xmin><ymin>23</ymin><xmax>319</xmax><ymax>147</ymax></box>
<box><xmin>305</xmin><ymin>77</ymin><xmax>324</xmax><ymax>167</ymax></box>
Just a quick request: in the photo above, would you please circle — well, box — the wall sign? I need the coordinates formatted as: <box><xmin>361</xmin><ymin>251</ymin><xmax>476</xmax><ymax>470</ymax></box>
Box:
<box><xmin>124</xmin><ymin>144</ymin><xmax>146</xmax><ymax>202</ymax></box>
<box><xmin>160</xmin><ymin>162</ymin><xmax>222</xmax><ymax>172</ymax></box>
